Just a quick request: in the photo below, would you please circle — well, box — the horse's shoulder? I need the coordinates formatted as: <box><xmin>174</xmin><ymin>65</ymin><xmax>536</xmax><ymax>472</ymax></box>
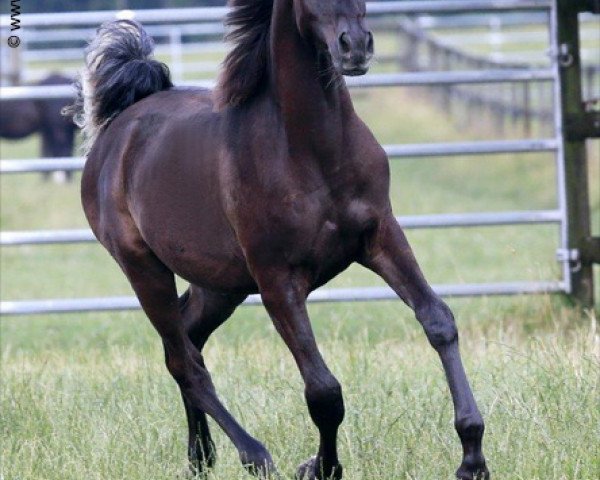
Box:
<box><xmin>328</xmin><ymin>113</ymin><xmax>392</xmax><ymax>216</ymax></box>
<box><xmin>348</xmin><ymin>113</ymin><xmax>387</xmax><ymax>159</ymax></box>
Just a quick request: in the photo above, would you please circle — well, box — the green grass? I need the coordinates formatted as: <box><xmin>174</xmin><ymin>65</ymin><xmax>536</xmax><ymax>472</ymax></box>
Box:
<box><xmin>1</xmin><ymin>64</ymin><xmax>599</xmax><ymax>480</ymax></box>
<box><xmin>1</xmin><ymin>301</ymin><xmax>599</xmax><ymax>480</ymax></box>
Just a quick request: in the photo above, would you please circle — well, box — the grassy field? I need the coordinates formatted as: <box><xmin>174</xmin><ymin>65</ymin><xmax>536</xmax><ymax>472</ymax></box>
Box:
<box><xmin>2</xmin><ymin>301</ymin><xmax>599</xmax><ymax>480</ymax></box>
<box><xmin>1</xmin><ymin>66</ymin><xmax>599</xmax><ymax>480</ymax></box>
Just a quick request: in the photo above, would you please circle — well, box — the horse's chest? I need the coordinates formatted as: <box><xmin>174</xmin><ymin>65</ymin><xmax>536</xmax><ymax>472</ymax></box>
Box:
<box><xmin>258</xmin><ymin>191</ymin><xmax>376</xmax><ymax>267</ymax></box>
<box><xmin>230</xmin><ymin>152</ymin><xmax>383</xmax><ymax>275</ymax></box>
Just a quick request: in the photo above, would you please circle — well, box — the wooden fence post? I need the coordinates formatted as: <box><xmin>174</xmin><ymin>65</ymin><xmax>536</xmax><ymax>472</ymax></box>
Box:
<box><xmin>557</xmin><ymin>0</ymin><xmax>600</xmax><ymax>307</ymax></box>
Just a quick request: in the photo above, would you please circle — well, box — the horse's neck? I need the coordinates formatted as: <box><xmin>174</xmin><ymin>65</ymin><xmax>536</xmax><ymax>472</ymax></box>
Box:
<box><xmin>269</xmin><ymin>0</ymin><xmax>353</xmax><ymax>156</ymax></box>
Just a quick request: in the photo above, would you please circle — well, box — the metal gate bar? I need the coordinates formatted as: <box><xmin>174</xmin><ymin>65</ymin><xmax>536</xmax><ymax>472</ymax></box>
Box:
<box><xmin>0</xmin><ymin>69</ymin><xmax>555</xmax><ymax>101</ymax></box>
<box><xmin>1</xmin><ymin>157</ymin><xmax>84</xmax><ymax>173</ymax></box>
<box><xmin>0</xmin><ymin>210</ymin><xmax>563</xmax><ymax>246</ymax></box>
<box><xmin>0</xmin><ymin>139</ymin><xmax>559</xmax><ymax>174</ymax></box>
<box><xmin>0</xmin><ymin>1</ymin><xmax>552</xmax><ymax>29</ymax></box>
<box><xmin>0</xmin><ymin>281</ymin><xmax>566</xmax><ymax>316</ymax></box>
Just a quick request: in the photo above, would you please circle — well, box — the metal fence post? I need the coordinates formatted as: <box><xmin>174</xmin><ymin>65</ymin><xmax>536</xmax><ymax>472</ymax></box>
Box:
<box><xmin>7</xmin><ymin>39</ymin><xmax>22</xmax><ymax>84</ymax></box>
<box><xmin>556</xmin><ymin>0</ymin><xmax>599</xmax><ymax>307</ymax></box>
<box><xmin>169</xmin><ymin>27</ymin><xmax>184</xmax><ymax>82</ymax></box>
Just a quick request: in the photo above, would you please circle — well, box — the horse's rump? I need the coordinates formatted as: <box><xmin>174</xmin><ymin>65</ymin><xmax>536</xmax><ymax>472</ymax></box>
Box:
<box><xmin>84</xmin><ymin>88</ymin><xmax>254</xmax><ymax>292</ymax></box>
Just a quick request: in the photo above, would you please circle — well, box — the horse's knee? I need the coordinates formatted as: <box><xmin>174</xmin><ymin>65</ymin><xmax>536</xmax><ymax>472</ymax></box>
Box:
<box><xmin>416</xmin><ymin>298</ymin><xmax>458</xmax><ymax>350</ymax></box>
<box><xmin>306</xmin><ymin>375</ymin><xmax>345</xmax><ymax>429</ymax></box>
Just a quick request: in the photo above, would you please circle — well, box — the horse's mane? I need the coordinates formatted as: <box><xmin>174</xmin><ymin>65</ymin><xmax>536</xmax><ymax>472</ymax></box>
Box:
<box><xmin>216</xmin><ymin>0</ymin><xmax>274</xmax><ymax>108</ymax></box>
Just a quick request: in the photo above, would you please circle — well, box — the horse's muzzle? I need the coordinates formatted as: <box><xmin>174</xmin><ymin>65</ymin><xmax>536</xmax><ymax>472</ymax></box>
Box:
<box><xmin>338</xmin><ymin>30</ymin><xmax>374</xmax><ymax>76</ymax></box>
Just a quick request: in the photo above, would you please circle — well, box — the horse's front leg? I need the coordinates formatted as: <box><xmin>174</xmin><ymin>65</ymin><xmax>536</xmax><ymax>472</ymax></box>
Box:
<box><xmin>257</xmin><ymin>271</ymin><xmax>344</xmax><ymax>480</ymax></box>
<box><xmin>360</xmin><ymin>215</ymin><xmax>489</xmax><ymax>480</ymax></box>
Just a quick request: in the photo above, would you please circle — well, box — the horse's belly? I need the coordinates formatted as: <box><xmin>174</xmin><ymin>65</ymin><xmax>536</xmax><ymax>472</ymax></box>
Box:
<box><xmin>129</xmin><ymin>149</ymin><xmax>257</xmax><ymax>292</ymax></box>
<box><xmin>164</xmin><ymin>247</ymin><xmax>256</xmax><ymax>294</ymax></box>
<box><xmin>140</xmin><ymin>212</ymin><xmax>257</xmax><ymax>293</ymax></box>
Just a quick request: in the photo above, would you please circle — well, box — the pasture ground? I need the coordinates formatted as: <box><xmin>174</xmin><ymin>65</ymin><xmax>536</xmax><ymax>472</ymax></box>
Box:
<box><xmin>1</xmin><ymin>298</ymin><xmax>599</xmax><ymax>480</ymax></box>
<box><xmin>1</xmin><ymin>84</ymin><xmax>599</xmax><ymax>480</ymax></box>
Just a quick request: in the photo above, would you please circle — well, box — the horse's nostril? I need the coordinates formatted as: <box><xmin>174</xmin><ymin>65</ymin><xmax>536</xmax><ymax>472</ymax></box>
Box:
<box><xmin>366</xmin><ymin>31</ymin><xmax>374</xmax><ymax>55</ymax></box>
<box><xmin>338</xmin><ymin>32</ymin><xmax>351</xmax><ymax>55</ymax></box>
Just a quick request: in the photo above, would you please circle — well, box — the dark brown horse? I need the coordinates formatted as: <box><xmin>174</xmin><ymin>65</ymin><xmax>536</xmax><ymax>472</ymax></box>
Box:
<box><xmin>73</xmin><ymin>1</ymin><xmax>489</xmax><ymax>479</ymax></box>
<box><xmin>1</xmin><ymin>73</ymin><xmax>77</xmax><ymax>180</ymax></box>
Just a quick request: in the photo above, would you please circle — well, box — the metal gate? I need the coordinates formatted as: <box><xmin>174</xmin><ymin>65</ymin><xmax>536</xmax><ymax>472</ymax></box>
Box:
<box><xmin>1</xmin><ymin>0</ymin><xmax>598</xmax><ymax>315</ymax></box>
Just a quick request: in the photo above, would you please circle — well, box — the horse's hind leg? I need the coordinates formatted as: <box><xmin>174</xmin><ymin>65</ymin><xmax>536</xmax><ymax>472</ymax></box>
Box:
<box><xmin>171</xmin><ymin>287</ymin><xmax>247</xmax><ymax>474</ymax></box>
<box><xmin>109</xmin><ymin>237</ymin><xmax>277</xmax><ymax>477</ymax></box>
<box><xmin>361</xmin><ymin>217</ymin><xmax>489</xmax><ymax>480</ymax></box>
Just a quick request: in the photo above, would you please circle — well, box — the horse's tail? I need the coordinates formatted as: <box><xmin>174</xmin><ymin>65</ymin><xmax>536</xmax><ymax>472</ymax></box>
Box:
<box><xmin>68</xmin><ymin>19</ymin><xmax>172</xmax><ymax>152</ymax></box>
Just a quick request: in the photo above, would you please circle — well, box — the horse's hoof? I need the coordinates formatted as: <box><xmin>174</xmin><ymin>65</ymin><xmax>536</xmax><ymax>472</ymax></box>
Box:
<box><xmin>296</xmin><ymin>456</ymin><xmax>343</xmax><ymax>480</ymax></box>
<box><xmin>296</xmin><ymin>457</ymin><xmax>316</xmax><ymax>480</ymax></box>
<box><xmin>240</xmin><ymin>445</ymin><xmax>279</xmax><ymax>479</ymax></box>
<box><xmin>186</xmin><ymin>461</ymin><xmax>211</xmax><ymax>479</ymax></box>
<box><xmin>456</xmin><ymin>460</ymin><xmax>490</xmax><ymax>480</ymax></box>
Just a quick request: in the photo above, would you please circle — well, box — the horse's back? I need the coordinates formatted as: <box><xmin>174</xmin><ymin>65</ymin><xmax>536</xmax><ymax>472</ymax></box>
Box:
<box><xmin>83</xmin><ymin>88</ymin><xmax>256</xmax><ymax>292</ymax></box>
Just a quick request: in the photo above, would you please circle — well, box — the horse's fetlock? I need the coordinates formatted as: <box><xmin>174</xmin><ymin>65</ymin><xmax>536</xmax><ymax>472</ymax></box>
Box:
<box><xmin>306</xmin><ymin>377</ymin><xmax>345</xmax><ymax>427</ymax></box>
<box><xmin>455</xmin><ymin>414</ymin><xmax>485</xmax><ymax>441</ymax></box>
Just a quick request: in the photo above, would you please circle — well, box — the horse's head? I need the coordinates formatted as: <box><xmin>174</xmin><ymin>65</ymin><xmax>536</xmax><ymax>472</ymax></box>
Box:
<box><xmin>294</xmin><ymin>0</ymin><xmax>374</xmax><ymax>76</ymax></box>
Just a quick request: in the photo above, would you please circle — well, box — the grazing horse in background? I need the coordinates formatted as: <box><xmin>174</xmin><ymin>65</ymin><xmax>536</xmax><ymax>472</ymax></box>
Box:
<box><xmin>0</xmin><ymin>73</ymin><xmax>77</xmax><ymax>181</ymax></box>
<box><xmin>72</xmin><ymin>1</ymin><xmax>489</xmax><ymax>479</ymax></box>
